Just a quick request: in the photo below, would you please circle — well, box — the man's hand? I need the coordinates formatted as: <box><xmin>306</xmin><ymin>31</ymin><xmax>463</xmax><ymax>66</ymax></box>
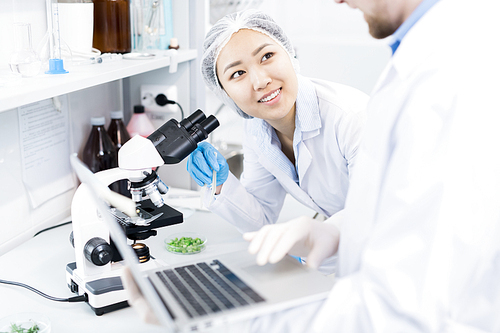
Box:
<box><xmin>243</xmin><ymin>216</ymin><xmax>340</xmax><ymax>269</ymax></box>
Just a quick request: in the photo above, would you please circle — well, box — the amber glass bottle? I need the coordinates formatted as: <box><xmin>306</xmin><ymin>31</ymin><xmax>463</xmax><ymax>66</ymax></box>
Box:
<box><xmin>92</xmin><ymin>0</ymin><xmax>131</xmax><ymax>54</ymax></box>
<box><xmin>107</xmin><ymin>110</ymin><xmax>131</xmax><ymax>149</ymax></box>
<box><xmin>107</xmin><ymin>111</ymin><xmax>131</xmax><ymax>196</ymax></box>
<box><xmin>82</xmin><ymin>117</ymin><xmax>119</xmax><ymax>191</ymax></box>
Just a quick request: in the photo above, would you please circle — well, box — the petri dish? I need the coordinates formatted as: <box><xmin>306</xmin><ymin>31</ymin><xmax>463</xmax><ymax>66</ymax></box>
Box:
<box><xmin>165</xmin><ymin>232</ymin><xmax>207</xmax><ymax>255</ymax></box>
<box><xmin>0</xmin><ymin>312</ymin><xmax>51</xmax><ymax>333</ymax></box>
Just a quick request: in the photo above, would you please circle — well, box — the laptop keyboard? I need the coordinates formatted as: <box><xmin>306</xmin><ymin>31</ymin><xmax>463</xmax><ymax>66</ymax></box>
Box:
<box><xmin>156</xmin><ymin>259</ymin><xmax>265</xmax><ymax>318</ymax></box>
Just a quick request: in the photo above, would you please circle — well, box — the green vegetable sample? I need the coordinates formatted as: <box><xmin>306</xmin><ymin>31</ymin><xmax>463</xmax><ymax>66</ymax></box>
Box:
<box><xmin>166</xmin><ymin>236</ymin><xmax>205</xmax><ymax>254</ymax></box>
<box><xmin>2</xmin><ymin>322</ymin><xmax>40</xmax><ymax>333</ymax></box>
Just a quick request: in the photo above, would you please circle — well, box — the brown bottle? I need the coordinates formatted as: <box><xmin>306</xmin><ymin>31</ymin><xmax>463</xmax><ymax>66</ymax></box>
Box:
<box><xmin>107</xmin><ymin>110</ymin><xmax>131</xmax><ymax>149</ymax></box>
<box><xmin>82</xmin><ymin>117</ymin><xmax>119</xmax><ymax>191</ymax></box>
<box><xmin>92</xmin><ymin>0</ymin><xmax>131</xmax><ymax>54</ymax></box>
<box><xmin>107</xmin><ymin>111</ymin><xmax>131</xmax><ymax>196</ymax></box>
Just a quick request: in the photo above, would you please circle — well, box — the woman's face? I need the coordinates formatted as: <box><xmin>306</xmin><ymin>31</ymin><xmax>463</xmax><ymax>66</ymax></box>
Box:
<box><xmin>216</xmin><ymin>29</ymin><xmax>298</xmax><ymax>122</ymax></box>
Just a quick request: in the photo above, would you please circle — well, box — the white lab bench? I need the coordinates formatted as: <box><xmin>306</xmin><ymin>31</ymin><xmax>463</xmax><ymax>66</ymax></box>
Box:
<box><xmin>0</xmin><ymin>194</ymin><xmax>315</xmax><ymax>332</ymax></box>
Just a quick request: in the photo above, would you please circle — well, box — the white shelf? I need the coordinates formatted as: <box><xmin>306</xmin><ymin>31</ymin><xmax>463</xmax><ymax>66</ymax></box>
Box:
<box><xmin>0</xmin><ymin>48</ymin><xmax>197</xmax><ymax>113</ymax></box>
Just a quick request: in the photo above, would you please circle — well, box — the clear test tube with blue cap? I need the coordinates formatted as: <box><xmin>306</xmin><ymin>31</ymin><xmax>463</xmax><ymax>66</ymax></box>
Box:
<box><xmin>45</xmin><ymin>0</ymin><xmax>68</xmax><ymax>74</ymax></box>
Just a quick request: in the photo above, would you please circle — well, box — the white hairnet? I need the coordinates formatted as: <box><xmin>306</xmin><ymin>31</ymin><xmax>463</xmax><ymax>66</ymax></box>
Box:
<box><xmin>201</xmin><ymin>9</ymin><xmax>300</xmax><ymax>119</ymax></box>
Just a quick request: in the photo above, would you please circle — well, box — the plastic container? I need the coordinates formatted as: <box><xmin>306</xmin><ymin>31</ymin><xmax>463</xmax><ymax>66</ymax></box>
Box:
<box><xmin>107</xmin><ymin>110</ymin><xmax>131</xmax><ymax>196</ymax></box>
<box><xmin>82</xmin><ymin>116</ymin><xmax>118</xmax><ymax>173</ymax></box>
<box><xmin>59</xmin><ymin>0</ymin><xmax>94</xmax><ymax>55</ymax></box>
<box><xmin>92</xmin><ymin>0</ymin><xmax>131</xmax><ymax>54</ymax></box>
<box><xmin>126</xmin><ymin>105</ymin><xmax>155</xmax><ymax>137</ymax></box>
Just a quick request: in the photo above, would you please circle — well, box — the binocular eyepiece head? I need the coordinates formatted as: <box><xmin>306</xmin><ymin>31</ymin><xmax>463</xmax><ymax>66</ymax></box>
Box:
<box><xmin>147</xmin><ymin>109</ymin><xmax>219</xmax><ymax>165</ymax></box>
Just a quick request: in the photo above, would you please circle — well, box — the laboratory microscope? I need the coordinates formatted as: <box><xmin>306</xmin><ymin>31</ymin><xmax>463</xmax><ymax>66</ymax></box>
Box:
<box><xmin>66</xmin><ymin>110</ymin><xmax>219</xmax><ymax>315</ymax></box>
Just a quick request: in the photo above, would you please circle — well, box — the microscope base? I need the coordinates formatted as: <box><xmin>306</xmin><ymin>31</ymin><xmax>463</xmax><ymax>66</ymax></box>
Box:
<box><xmin>66</xmin><ymin>259</ymin><xmax>159</xmax><ymax>316</ymax></box>
<box><xmin>89</xmin><ymin>300</ymin><xmax>129</xmax><ymax>316</ymax></box>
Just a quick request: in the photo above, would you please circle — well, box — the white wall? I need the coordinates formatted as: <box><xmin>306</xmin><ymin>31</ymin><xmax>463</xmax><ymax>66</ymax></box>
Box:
<box><xmin>264</xmin><ymin>0</ymin><xmax>391</xmax><ymax>94</ymax></box>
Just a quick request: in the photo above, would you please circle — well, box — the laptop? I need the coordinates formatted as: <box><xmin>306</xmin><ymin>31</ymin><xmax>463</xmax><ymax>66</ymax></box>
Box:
<box><xmin>70</xmin><ymin>154</ymin><xmax>335</xmax><ymax>332</ymax></box>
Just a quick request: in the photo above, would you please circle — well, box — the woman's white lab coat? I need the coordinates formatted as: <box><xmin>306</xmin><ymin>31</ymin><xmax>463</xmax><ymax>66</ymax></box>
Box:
<box><xmin>230</xmin><ymin>0</ymin><xmax>500</xmax><ymax>332</ymax></box>
<box><xmin>203</xmin><ymin>76</ymin><xmax>368</xmax><ymax>234</ymax></box>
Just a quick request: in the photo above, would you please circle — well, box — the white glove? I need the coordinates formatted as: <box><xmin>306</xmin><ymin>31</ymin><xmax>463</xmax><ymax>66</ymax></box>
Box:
<box><xmin>121</xmin><ymin>266</ymin><xmax>160</xmax><ymax>325</ymax></box>
<box><xmin>243</xmin><ymin>216</ymin><xmax>340</xmax><ymax>270</ymax></box>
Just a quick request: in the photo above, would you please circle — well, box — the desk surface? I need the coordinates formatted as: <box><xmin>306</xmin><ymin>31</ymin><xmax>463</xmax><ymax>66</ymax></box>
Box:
<box><xmin>0</xmin><ymin>195</ymin><xmax>315</xmax><ymax>332</ymax></box>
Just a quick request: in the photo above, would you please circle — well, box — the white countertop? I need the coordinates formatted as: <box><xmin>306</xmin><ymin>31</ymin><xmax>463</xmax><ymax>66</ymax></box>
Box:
<box><xmin>0</xmin><ymin>194</ymin><xmax>315</xmax><ymax>332</ymax></box>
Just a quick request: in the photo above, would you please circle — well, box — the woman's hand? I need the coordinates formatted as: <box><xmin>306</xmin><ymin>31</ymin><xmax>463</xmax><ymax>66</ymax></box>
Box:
<box><xmin>187</xmin><ymin>142</ymin><xmax>229</xmax><ymax>191</ymax></box>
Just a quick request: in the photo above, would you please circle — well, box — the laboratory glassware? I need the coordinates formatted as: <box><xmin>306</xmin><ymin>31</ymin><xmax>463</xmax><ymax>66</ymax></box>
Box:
<box><xmin>108</xmin><ymin>111</ymin><xmax>131</xmax><ymax>150</ymax></box>
<box><xmin>142</xmin><ymin>0</ymin><xmax>161</xmax><ymax>50</ymax></box>
<box><xmin>83</xmin><ymin>117</ymin><xmax>118</xmax><ymax>174</ymax></box>
<box><xmin>131</xmin><ymin>0</ymin><xmax>174</xmax><ymax>53</ymax></box>
<box><xmin>45</xmin><ymin>0</ymin><xmax>69</xmax><ymax>74</ymax></box>
<box><xmin>107</xmin><ymin>111</ymin><xmax>131</xmax><ymax>196</ymax></box>
<box><xmin>9</xmin><ymin>23</ymin><xmax>42</xmax><ymax>78</ymax></box>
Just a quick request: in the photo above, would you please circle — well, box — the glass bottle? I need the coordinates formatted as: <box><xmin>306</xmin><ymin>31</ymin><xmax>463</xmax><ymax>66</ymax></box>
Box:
<box><xmin>126</xmin><ymin>105</ymin><xmax>155</xmax><ymax>137</ymax></box>
<box><xmin>107</xmin><ymin>111</ymin><xmax>131</xmax><ymax>196</ymax></box>
<box><xmin>108</xmin><ymin>110</ymin><xmax>131</xmax><ymax>149</ymax></box>
<box><xmin>82</xmin><ymin>116</ymin><xmax>118</xmax><ymax>173</ymax></box>
<box><xmin>92</xmin><ymin>0</ymin><xmax>131</xmax><ymax>54</ymax></box>
<box><xmin>9</xmin><ymin>23</ymin><xmax>42</xmax><ymax>77</ymax></box>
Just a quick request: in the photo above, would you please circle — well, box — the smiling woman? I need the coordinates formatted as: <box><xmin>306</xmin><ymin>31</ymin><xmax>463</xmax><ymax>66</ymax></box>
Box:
<box><xmin>216</xmin><ymin>29</ymin><xmax>298</xmax><ymax>127</ymax></box>
<box><xmin>186</xmin><ymin>9</ymin><xmax>369</xmax><ymax>274</ymax></box>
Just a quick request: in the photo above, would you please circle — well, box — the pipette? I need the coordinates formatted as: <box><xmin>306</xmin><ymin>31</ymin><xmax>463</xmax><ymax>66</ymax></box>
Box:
<box><xmin>200</xmin><ymin>153</ymin><xmax>218</xmax><ymax>208</ymax></box>
<box><xmin>45</xmin><ymin>0</ymin><xmax>68</xmax><ymax>74</ymax></box>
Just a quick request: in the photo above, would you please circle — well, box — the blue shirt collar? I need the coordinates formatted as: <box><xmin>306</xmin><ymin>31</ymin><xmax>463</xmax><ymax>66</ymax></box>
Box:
<box><xmin>389</xmin><ymin>0</ymin><xmax>441</xmax><ymax>55</ymax></box>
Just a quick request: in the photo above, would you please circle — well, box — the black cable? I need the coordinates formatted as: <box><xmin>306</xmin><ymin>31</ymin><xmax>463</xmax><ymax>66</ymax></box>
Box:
<box><xmin>174</xmin><ymin>101</ymin><xmax>184</xmax><ymax>120</ymax></box>
<box><xmin>33</xmin><ymin>221</ymin><xmax>72</xmax><ymax>237</ymax></box>
<box><xmin>0</xmin><ymin>279</ymin><xmax>87</xmax><ymax>303</ymax></box>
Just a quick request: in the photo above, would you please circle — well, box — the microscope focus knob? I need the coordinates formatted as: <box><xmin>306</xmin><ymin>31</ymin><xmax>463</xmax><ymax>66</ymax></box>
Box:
<box><xmin>84</xmin><ymin>237</ymin><xmax>113</xmax><ymax>266</ymax></box>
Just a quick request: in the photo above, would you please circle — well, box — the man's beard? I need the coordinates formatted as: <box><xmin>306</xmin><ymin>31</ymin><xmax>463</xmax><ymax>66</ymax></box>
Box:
<box><xmin>365</xmin><ymin>13</ymin><xmax>400</xmax><ymax>39</ymax></box>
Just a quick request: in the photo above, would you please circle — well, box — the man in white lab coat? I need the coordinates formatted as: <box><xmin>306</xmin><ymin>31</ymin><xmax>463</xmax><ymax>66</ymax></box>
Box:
<box><xmin>243</xmin><ymin>0</ymin><xmax>500</xmax><ymax>331</ymax></box>
<box><xmin>124</xmin><ymin>0</ymin><xmax>500</xmax><ymax>331</ymax></box>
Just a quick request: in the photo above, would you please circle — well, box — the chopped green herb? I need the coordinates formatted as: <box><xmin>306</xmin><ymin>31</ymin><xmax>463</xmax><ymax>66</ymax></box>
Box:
<box><xmin>166</xmin><ymin>236</ymin><xmax>204</xmax><ymax>254</ymax></box>
<box><xmin>4</xmin><ymin>322</ymin><xmax>40</xmax><ymax>333</ymax></box>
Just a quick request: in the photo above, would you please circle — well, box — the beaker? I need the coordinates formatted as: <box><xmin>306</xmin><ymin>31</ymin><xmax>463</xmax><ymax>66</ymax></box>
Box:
<box><xmin>9</xmin><ymin>23</ymin><xmax>42</xmax><ymax>78</ymax></box>
<box><xmin>131</xmin><ymin>0</ymin><xmax>173</xmax><ymax>52</ymax></box>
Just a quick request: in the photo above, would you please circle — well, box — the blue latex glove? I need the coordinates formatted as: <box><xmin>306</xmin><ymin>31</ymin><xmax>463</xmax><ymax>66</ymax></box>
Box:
<box><xmin>187</xmin><ymin>142</ymin><xmax>229</xmax><ymax>187</ymax></box>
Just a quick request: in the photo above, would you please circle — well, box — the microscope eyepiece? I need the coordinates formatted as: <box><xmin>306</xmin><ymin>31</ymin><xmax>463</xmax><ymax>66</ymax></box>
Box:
<box><xmin>148</xmin><ymin>110</ymin><xmax>219</xmax><ymax>164</ymax></box>
<box><xmin>179</xmin><ymin>109</ymin><xmax>206</xmax><ymax>131</ymax></box>
<box><xmin>200</xmin><ymin>115</ymin><xmax>219</xmax><ymax>135</ymax></box>
<box><xmin>189</xmin><ymin>115</ymin><xmax>220</xmax><ymax>143</ymax></box>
